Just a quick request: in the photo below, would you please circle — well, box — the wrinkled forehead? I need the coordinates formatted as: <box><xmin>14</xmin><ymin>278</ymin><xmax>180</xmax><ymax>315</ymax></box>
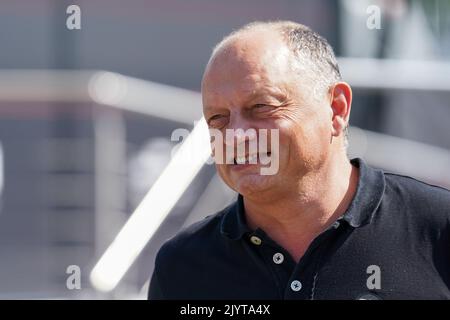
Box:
<box><xmin>202</xmin><ymin>32</ymin><xmax>292</xmax><ymax>103</ymax></box>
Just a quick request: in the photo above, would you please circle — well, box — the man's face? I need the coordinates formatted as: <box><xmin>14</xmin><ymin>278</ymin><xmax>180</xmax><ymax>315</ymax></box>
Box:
<box><xmin>201</xmin><ymin>31</ymin><xmax>333</xmax><ymax>200</ymax></box>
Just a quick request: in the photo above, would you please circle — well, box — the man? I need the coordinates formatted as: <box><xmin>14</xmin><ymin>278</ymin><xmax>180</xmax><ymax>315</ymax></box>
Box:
<box><xmin>148</xmin><ymin>21</ymin><xmax>450</xmax><ymax>300</ymax></box>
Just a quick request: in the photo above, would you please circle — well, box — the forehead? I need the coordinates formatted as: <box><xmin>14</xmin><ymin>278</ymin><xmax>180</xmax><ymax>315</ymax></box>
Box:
<box><xmin>202</xmin><ymin>31</ymin><xmax>293</xmax><ymax>105</ymax></box>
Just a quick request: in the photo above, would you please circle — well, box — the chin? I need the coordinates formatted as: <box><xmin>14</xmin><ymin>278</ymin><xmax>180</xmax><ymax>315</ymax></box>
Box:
<box><xmin>232</xmin><ymin>173</ymin><xmax>276</xmax><ymax>197</ymax></box>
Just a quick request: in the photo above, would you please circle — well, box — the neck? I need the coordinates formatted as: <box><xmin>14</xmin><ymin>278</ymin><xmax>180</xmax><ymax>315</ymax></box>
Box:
<box><xmin>243</xmin><ymin>155</ymin><xmax>359</xmax><ymax>262</ymax></box>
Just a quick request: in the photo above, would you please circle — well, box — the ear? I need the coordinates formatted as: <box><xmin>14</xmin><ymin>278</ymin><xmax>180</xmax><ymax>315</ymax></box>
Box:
<box><xmin>329</xmin><ymin>82</ymin><xmax>352</xmax><ymax>137</ymax></box>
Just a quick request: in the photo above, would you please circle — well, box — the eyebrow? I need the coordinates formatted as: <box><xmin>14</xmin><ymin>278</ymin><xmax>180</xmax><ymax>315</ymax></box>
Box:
<box><xmin>244</xmin><ymin>87</ymin><xmax>287</xmax><ymax>104</ymax></box>
<box><xmin>203</xmin><ymin>86</ymin><xmax>288</xmax><ymax>113</ymax></box>
<box><xmin>203</xmin><ymin>105</ymin><xmax>226</xmax><ymax>115</ymax></box>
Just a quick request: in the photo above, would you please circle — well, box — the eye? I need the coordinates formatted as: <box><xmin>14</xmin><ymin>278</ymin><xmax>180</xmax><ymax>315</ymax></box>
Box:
<box><xmin>208</xmin><ymin>114</ymin><xmax>223</xmax><ymax>122</ymax></box>
<box><xmin>253</xmin><ymin>104</ymin><xmax>274</xmax><ymax>112</ymax></box>
<box><xmin>207</xmin><ymin>114</ymin><xmax>227</xmax><ymax>128</ymax></box>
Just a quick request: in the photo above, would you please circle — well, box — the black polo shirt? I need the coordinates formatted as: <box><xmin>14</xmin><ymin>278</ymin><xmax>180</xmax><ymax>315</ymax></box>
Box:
<box><xmin>148</xmin><ymin>158</ymin><xmax>450</xmax><ymax>300</ymax></box>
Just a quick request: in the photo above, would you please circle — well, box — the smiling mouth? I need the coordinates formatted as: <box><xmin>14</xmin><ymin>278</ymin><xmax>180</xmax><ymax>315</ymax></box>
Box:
<box><xmin>233</xmin><ymin>152</ymin><xmax>271</xmax><ymax>165</ymax></box>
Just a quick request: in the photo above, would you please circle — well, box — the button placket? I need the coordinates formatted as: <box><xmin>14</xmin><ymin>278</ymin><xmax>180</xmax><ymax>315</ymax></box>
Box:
<box><xmin>290</xmin><ymin>280</ymin><xmax>302</xmax><ymax>292</ymax></box>
<box><xmin>252</xmin><ymin>233</ymin><xmax>297</xmax><ymax>299</ymax></box>
<box><xmin>249</xmin><ymin>235</ymin><xmax>262</xmax><ymax>246</ymax></box>
<box><xmin>273</xmin><ymin>252</ymin><xmax>284</xmax><ymax>264</ymax></box>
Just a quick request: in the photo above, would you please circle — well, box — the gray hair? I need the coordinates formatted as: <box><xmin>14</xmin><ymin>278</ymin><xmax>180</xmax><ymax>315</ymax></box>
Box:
<box><xmin>212</xmin><ymin>20</ymin><xmax>342</xmax><ymax>96</ymax></box>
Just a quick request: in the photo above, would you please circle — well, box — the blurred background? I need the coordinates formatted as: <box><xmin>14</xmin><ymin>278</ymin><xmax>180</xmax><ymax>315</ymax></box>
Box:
<box><xmin>0</xmin><ymin>0</ymin><xmax>449</xmax><ymax>299</ymax></box>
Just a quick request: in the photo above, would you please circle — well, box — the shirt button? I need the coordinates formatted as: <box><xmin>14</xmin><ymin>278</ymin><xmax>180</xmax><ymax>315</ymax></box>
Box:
<box><xmin>273</xmin><ymin>252</ymin><xmax>284</xmax><ymax>264</ymax></box>
<box><xmin>249</xmin><ymin>236</ymin><xmax>262</xmax><ymax>246</ymax></box>
<box><xmin>290</xmin><ymin>280</ymin><xmax>302</xmax><ymax>292</ymax></box>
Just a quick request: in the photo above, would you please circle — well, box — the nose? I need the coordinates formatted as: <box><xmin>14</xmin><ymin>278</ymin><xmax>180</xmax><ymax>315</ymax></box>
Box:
<box><xmin>224</xmin><ymin>112</ymin><xmax>257</xmax><ymax>147</ymax></box>
<box><xmin>221</xmin><ymin>113</ymin><xmax>260</xmax><ymax>164</ymax></box>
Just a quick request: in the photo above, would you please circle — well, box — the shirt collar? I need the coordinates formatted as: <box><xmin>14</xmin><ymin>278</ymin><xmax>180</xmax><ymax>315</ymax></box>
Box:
<box><xmin>220</xmin><ymin>193</ymin><xmax>251</xmax><ymax>240</ymax></box>
<box><xmin>342</xmin><ymin>158</ymin><xmax>386</xmax><ymax>227</ymax></box>
<box><xmin>220</xmin><ymin>158</ymin><xmax>386</xmax><ymax>240</ymax></box>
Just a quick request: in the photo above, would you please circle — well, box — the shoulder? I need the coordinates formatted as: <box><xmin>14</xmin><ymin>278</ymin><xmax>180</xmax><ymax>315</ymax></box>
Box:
<box><xmin>149</xmin><ymin>202</ymin><xmax>237</xmax><ymax>299</ymax></box>
<box><xmin>384</xmin><ymin>172</ymin><xmax>450</xmax><ymax>204</ymax></box>
<box><xmin>383</xmin><ymin>172</ymin><xmax>450</xmax><ymax>226</ymax></box>
<box><xmin>154</xmin><ymin>202</ymin><xmax>234</xmax><ymax>268</ymax></box>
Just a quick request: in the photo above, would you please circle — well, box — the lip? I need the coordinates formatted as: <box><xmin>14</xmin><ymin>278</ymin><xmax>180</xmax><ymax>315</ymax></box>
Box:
<box><xmin>230</xmin><ymin>162</ymin><xmax>258</xmax><ymax>171</ymax></box>
<box><xmin>229</xmin><ymin>152</ymin><xmax>271</xmax><ymax>171</ymax></box>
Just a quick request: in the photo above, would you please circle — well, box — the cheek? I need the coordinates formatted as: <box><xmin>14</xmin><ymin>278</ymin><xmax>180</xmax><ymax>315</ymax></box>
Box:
<box><xmin>275</xmin><ymin>114</ymin><xmax>330</xmax><ymax>161</ymax></box>
<box><xmin>215</xmin><ymin>163</ymin><xmax>228</xmax><ymax>176</ymax></box>
<box><xmin>215</xmin><ymin>163</ymin><xmax>233</xmax><ymax>187</ymax></box>
<box><xmin>215</xmin><ymin>162</ymin><xmax>236</xmax><ymax>182</ymax></box>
